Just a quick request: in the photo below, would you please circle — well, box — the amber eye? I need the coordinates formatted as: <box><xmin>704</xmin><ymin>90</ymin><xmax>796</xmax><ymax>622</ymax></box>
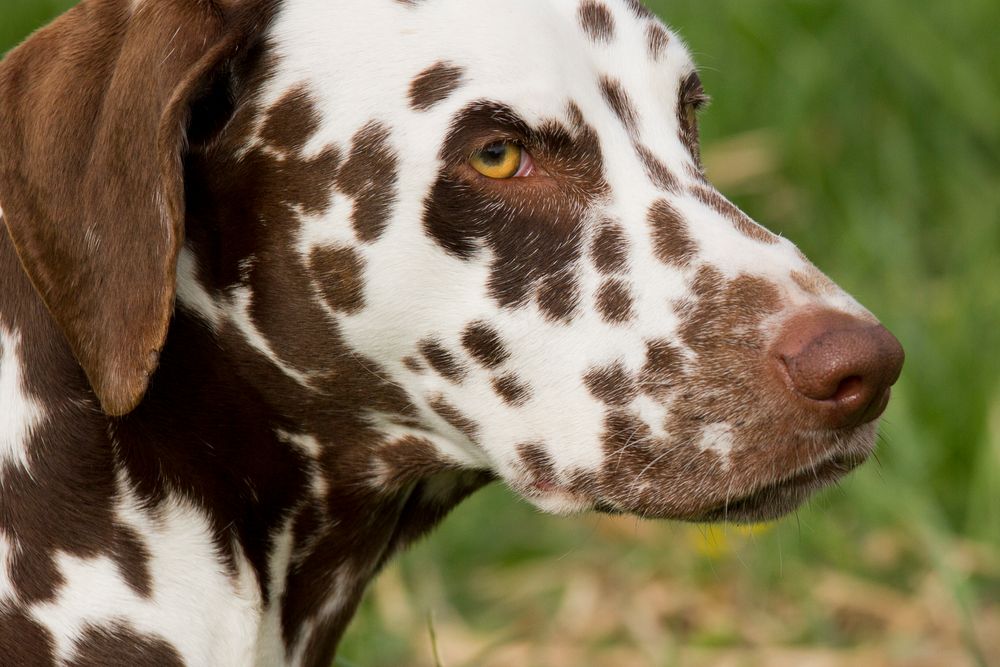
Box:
<box><xmin>470</xmin><ymin>142</ymin><xmax>524</xmax><ymax>179</ymax></box>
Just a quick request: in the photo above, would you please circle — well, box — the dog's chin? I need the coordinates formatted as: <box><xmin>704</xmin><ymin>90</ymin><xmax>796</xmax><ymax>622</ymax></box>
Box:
<box><xmin>513</xmin><ymin>425</ymin><xmax>877</xmax><ymax>523</ymax></box>
<box><xmin>519</xmin><ymin>486</ymin><xmax>595</xmax><ymax>516</ymax></box>
<box><xmin>688</xmin><ymin>452</ymin><xmax>868</xmax><ymax>523</ymax></box>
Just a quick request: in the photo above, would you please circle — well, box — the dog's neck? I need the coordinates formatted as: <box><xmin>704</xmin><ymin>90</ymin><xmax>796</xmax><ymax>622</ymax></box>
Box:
<box><xmin>117</xmin><ymin>308</ymin><xmax>491</xmax><ymax>663</ymax></box>
<box><xmin>1</xmin><ymin>221</ymin><xmax>487</xmax><ymax>664</ymax></box>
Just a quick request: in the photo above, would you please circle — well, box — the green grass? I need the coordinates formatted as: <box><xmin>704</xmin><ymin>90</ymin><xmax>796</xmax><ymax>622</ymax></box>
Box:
<box><xmin>3</xmin><ymin>1</ymin><xmax>998</xmax><ymax>665</ymax></box>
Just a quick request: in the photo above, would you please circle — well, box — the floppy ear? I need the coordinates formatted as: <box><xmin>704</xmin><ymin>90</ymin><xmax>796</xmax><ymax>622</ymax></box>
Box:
<box><xmin>0</xmin><ymin>0</ymin><xmax>268</xmax><ymax>415</ymax></box>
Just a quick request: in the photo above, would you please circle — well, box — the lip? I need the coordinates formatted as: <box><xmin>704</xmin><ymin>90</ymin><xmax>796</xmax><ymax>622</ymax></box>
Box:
<box><xmin>695</xmin><ymin>453</ymin><xmax>865</xmax><ymax>522</ymax></box>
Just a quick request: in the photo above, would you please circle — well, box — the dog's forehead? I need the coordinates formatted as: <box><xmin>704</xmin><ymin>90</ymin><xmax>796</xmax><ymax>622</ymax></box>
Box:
<box><xmin>265</xmin><ymin>0</ymin><xmax>695</xmax><ymax>127</ymax></box>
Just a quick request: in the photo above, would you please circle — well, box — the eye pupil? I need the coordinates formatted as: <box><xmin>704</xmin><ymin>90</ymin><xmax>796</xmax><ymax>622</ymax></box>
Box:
<box><xmin>481</xmin><ymin>144</ymin><xmax>508</xmax><ymax>165</ymax></box>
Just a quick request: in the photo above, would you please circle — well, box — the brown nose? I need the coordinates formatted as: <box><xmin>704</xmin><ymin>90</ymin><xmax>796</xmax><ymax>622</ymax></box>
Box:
<box><xmin>771</xmin><ymin>310</ymin><xmax>904</xmax><ymax>429</ymax></box>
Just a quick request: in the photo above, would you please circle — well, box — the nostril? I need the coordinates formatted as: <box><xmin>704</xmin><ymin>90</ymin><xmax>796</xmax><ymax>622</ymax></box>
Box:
<box><xmin>831</xmin><ymin>375</ymin><xmax>863</xmax><ymax>404</ymax></box>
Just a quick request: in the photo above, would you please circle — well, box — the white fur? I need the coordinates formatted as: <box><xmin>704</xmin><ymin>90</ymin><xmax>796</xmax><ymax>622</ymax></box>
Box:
<box><xmin>0</xmin><ymin>530</ymin><xmax>17</xmax><ymax>604</ymax></box>
<box><xmin>31</xmin><ymin>480</ymin><xmax>262</xmax><ymax>665</ymax></box>
<box><xmin>0</xmin><ymin>326</ymin><xmax>44</xmax><ymax>480</ymax></box>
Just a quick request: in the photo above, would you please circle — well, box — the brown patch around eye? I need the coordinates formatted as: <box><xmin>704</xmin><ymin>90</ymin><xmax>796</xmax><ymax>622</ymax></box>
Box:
<box><xmin>419</xmin><ymin>339</ymin><xmax>467</xmax><ymax>382</ymax></box>
<box><xmin>429</xmin><ymin>396</ymin><xmax>480</xmax><ymax>442</ymax></box>
<box><xmin>578</xmin><ymin>1</ymin><xmax>616</xmax><ymax>44</ymax></box>
<box><xmin>536</xmin><ymin>269</ymin><xmax>582</xmax><ymax>323</ymax></box>
<box><xmin>595</xmin><ymin>278</ymin><xmax>636</xmax><ymax>324</ymax></box>
<box><xmin>646</xmin><ymin>23</ymin><xmax>670</xmax><ymax>60</ymax></box>
<box><xmin>338</xmin><ymin>122</ymin><xmax>398</xmax><ymax>243</ymax></box>
<box><xmin>409</xmin><ymin>61</ymin><xmax>466</xmax><ymax>111</ymax></box>
<box><xmin>590</xmin><ymin>221</ymin><xmax>630</xmax><ymax>275</ymax></box>
<box><xmin>493</xmin><ymin>374</ymin><xmax>532</xmax><ymax>406</ymax></box>
<box><xmin>635</xmin><ymin>143</ymin><xmax>680</xmax><ymax>192</ymax></box>
<box><xmin>648</xmin><ymin>198</ymin><xmax>697</xmax><ymax>266</ymax></box>
<box><xmin>462</xmin><ymin>322</ymin><xmax>510</xmax><ymax>369</ymax></box>
<box><xmin>600</xmin><ymin>76</ymin><xmax>639</xmax><ymax>135</ymax></box>
<box><xmin>689</xmin><ymin>185</ymin><xmax>779</xmax><ymax>245</ymax></box>
<box><xmin>424</xmin><ymin>101</ymin><xmax>606</xmax><ymax>311</ymax></box>
<box><xmin>309</xmin><ymin>246</ymin><xmax>365</xmax><ymax>314</ymax></box>
<box><xmin>259</xmin><ymin>85</ymin><xmax>322</xmax><ymax>155</ymax></box>
<box><xmin>584</xmin><ymin>361</ymin><xmax>638</xmax><ymax>406</ymax></box>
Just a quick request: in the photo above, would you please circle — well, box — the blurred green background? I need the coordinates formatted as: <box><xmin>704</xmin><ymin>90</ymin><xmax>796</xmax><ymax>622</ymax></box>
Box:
<box><xmin>3</xmin><ymin>0</ymin><xmax>998</xmax><ymax>665</ymax></box>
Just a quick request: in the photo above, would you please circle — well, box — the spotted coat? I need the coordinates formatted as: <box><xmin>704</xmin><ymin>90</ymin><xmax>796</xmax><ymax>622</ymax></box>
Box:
<box><xmin>0</xmin><ymin>0</ymin><xmax>901</xmax><ymax>665</ymax></box>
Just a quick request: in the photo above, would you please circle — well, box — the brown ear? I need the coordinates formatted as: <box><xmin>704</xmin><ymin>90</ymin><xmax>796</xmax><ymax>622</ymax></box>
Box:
<box><xmin>0</xmin><ymin>0</ymin><xmax>267</xmax><ymax>415</ymax></box>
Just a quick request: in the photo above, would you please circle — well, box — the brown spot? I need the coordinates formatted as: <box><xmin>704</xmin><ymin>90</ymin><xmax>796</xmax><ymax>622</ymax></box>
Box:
<box><xmin>518</xmin><ymin>443</ymin><xmax>556</xmax><ymax>483</ymax></box>
<box><xmin>792</xmin><ymin>268</ymin><xmax>833</xmax><ymax>296</ymax></box>
<box><xmin>259</xmin><ymin>85</ymin><xmax>322</xmax><ymax>155</ymax></box>
<box><xmin>590</xmin><ymin>221</ymin><xmax>630</xmax><ymax>275</ymax></box>
<box><xmin>429</xmin><ymin>396</ymin><xmax>480</xmax><ymax>442</ymax></box>
<box><xmin>537</xmin><ymin>269</ymin><xmax>582</xmax><ymax>323</ymax></box>
<box><xmin>646</xmin><ymin>23</ymin><xmax>670</xmax><ymax>60</ymax></box>
<box><xmin>690</xmin><ymin>185</ymin><xmax>779</xmax><ymax>245</ymax></box>
<box><xmin>596</xmin><ymin>279</ymin><xmax>636</xmax><ymax>324</ymax></box>
<box><xmin>0</xmin><ymin>608</ymin><xmax>55</xmax><ymax>666</ymax></box>
<box><xmin>584</xmin><ymin>361</ymin><xmax>638</xmax><ymax>406</ymax></box>
<box><xmin>635</xmin><ymin>143</ymin><xmax>680</xmax><ymax>192</ymax></box>
<box><xmin>310</xmin><ymin>246</ymin><xmax>365</xmax><ymax>314</ymax></box>
<box><xmin>424</xmin><ymin>102</ymin><xmax>607</xmax><ymax>309</ymax></box>
<box><xmin>678</xmin><ymin>267</ymin><xmax>783</xmax><ymax>358</ymax></box>
<box><xmin>462</xmin><ymin>322</ymin><xmax>510</xmax><ymax>369</ymax></box>
<box><xmin>419</xmin><ymin>339</ymin><xmax>467</xmax><ymax>382</ymax></box>
<box><xmin>409</xmin><ymin>61</ymin><xmax>466</xmax><ymax>111</ymax></box>
<box><xmin>403</xmin><ymin>356</ymin><xmax>426</xmax><ymax>373</ymax></box>
<box><xmin>67</xmin><ymin>623</ymin><xmax>183</xmax><ymax>667</ymax></box>
<box><xmin>649</xmin><ymin>198</ymin><xmax>696</xmax><ymax>266</ymax></box>
<box><xmin>578</xmin><ymin>1</ymin><xmax>616</xmax><ymax>43</ymax></box>
<box><xmin>112</xmin><ymin>526</ymin><xmax>153</xmax><ymax>598</ymax></box>
<box><xmin>493</xmin><ymin>374</ymin><xmax>532</xmax><ymax>406</ymax></box>
<box><xmin>567</xmin><ymin>101</ymin><xmax>587</xmax><ymax>129</ymax></box>
<box><xmin>376</xmin><ymin>436</ymin><xmax>456</xmax><ymax>489</ymax></box>
<box><xmin>685</xmin><ymin>162</ymin><xmax>708</xmax><ymax>183</ymax></box>
<box><xmin>602</xmin><ymin>410</ymin><xmax>652</xmax><ymax>461</ymax></box>
<box><xmin>338</xmin><ymin>122</ymin><xmax>399</xmax><ymax>243</ymax></box>
<box><xmin>600</xmin><ymin>76</ymin><xmax>639</xmax><ymax>134</ymax></box>
<box><xmin>624</xmin><ymin>0</ymin><xmax>655</xmax><ymax>19</ymax></box>
<box><xmin>639</xmin><ymin>339</ymin><xmax>685</xmax><ymax>400</ymax></box>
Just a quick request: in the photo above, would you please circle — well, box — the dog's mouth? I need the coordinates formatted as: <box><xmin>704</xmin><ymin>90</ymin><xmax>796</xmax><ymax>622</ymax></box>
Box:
<box><xmin>579</xmin><ymin>452</ymin><xmax>866</xmax><ymax>522</ymax></box>
<box><xmin>690</xmin><ymin>452</ymin><xmax>867</xmax><ymax>523</ymax></box>
<box><xmin>512</xmin><ymin>423</ymin><xmax>878</xmax><ymax>521</ymax></box>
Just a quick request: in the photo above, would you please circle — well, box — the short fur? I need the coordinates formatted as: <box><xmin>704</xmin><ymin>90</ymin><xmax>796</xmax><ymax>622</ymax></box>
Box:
<box><xmin>0</xmin><ymin>1</ymin><xmax>897</xmax><ymax>665</ymax></box>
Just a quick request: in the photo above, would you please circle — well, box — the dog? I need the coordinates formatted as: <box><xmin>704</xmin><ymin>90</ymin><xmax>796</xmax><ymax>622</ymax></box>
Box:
<box><xmin>0</xmin><ymin>0</ymin><xmax>904</xmax><ymax>664</ymax></box>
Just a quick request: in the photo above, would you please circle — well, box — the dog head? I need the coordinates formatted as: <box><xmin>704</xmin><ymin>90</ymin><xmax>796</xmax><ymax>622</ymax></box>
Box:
<box><xmin>0</xmin><ymin>0</ymin><xmax>903</xmax><ymax>522</ymax></box>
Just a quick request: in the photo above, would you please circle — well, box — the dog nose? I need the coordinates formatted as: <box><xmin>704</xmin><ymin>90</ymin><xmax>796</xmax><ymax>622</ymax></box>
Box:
<box><xmin>772</xmin><ymin>310</ymin><xmax>904</xmax><ymax>429</ymax></box>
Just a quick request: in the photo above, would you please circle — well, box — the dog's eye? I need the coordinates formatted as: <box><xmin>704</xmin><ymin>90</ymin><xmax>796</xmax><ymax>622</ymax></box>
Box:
<box><xmin>679</xmin><ymin>71</ymin><xmax>709</xmax><ymax>164</ymax></box>
<box><xmin>470</xmin><ymin>142</ymin><xmax>532</xmax><ymax>179</ymax></box>
<box><xmin>682</xmin><ymin>103</ymin><xmax>699</xmax><ymax>135</ymax></box>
